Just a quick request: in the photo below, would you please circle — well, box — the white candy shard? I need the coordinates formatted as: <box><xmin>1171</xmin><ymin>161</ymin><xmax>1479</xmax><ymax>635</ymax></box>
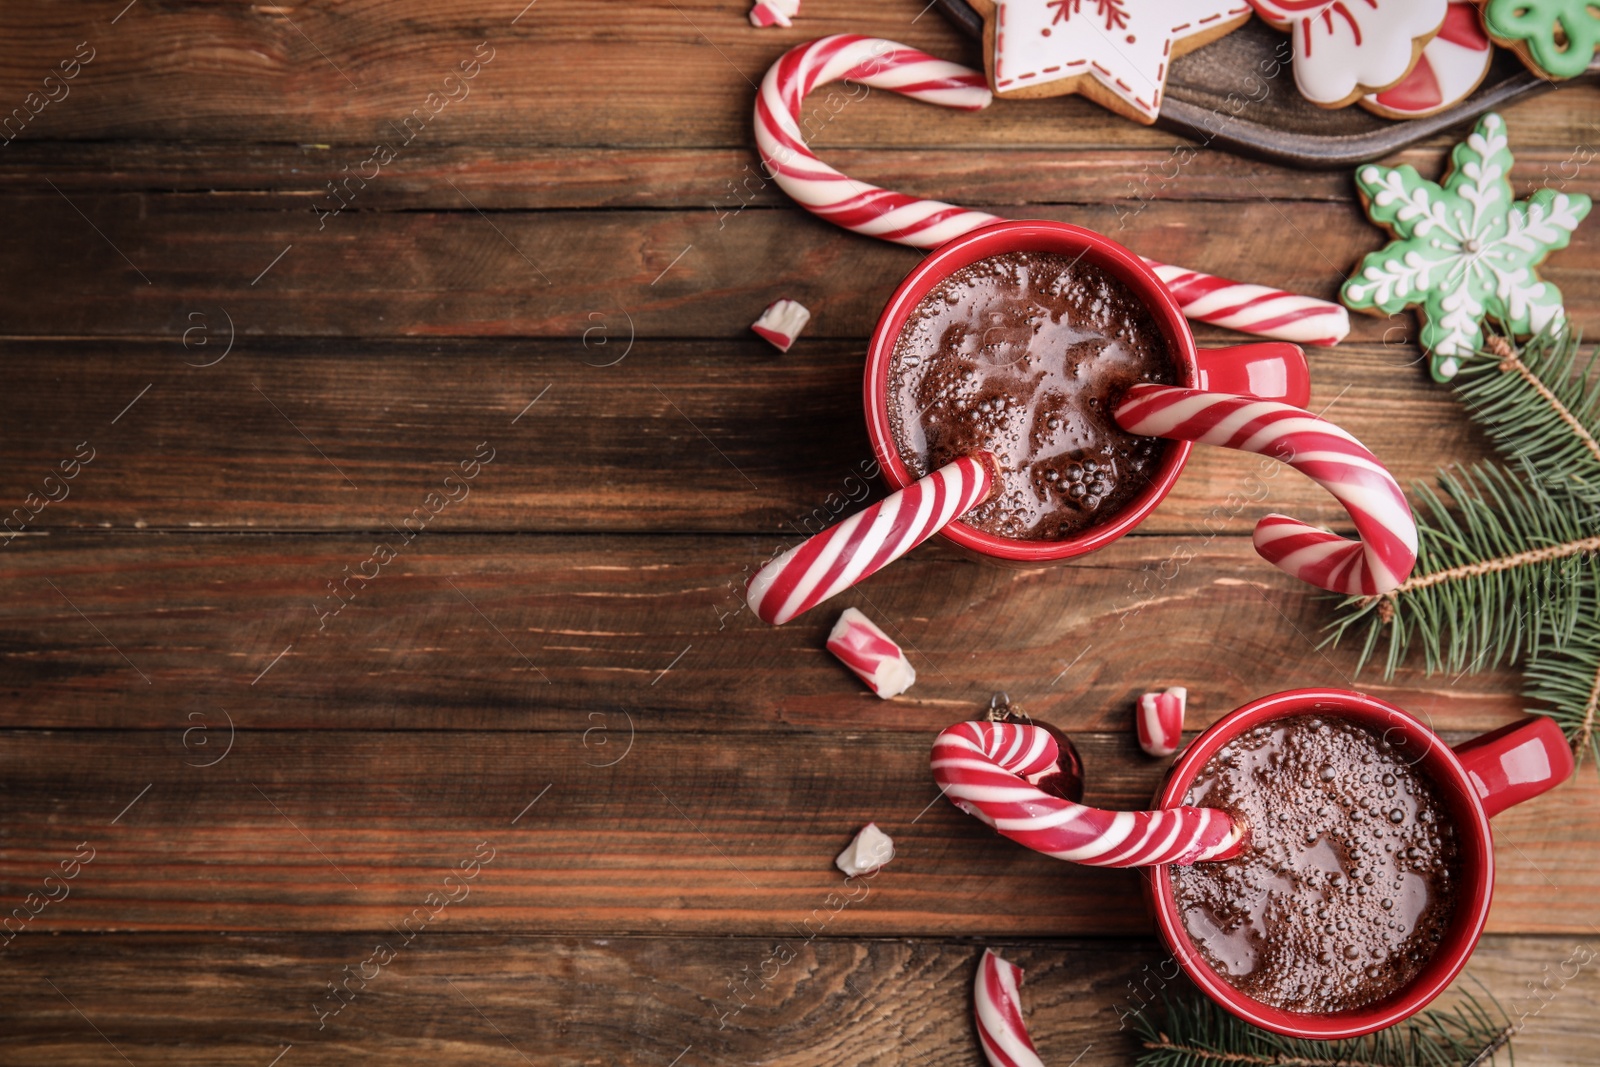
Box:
<box><xmin>1137</xmin><ymin>685</ymin><xmax>1187</xmax><ymax>758</ymax></box>
<box><xmin>835</xmin><ymin>822</ymin><xmax>895</xmax><ymax>877</ymax></box>
<box><xmin>827</xmin><ymin>607</ymin><xmax>915</xmax><ymax>698</ymax></box>
<box><xmin>751</xmin><ymin>298</ymin><xmax>811</xmax><ymax>352</ymax></box>
<box><xmin>749</xmin><ymin>0</ymin><xmax>801</xmax><ymax>28</ymax></box>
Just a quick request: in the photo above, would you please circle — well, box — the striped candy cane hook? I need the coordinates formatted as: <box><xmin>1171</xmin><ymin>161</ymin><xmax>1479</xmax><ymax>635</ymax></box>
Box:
<box><xmin>932</xmin><ymin>721</ymin><xmax>1247</xmax><ymax>867</ymax></box>
<box><xmin>1114</xmin><ymin>386</ymin><xmax>1418</xmax><ymax>595</ymax></box>
<box><xmin>754</xmin><ymin>34</ymin><xmax>1350</xmax><ymax>346</ymax></box>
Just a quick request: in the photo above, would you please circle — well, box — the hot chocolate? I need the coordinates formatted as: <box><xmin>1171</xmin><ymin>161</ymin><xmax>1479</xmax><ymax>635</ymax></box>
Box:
<box><xmin>1170</xmin><ymin>715</ymin><xmax>1460</xmax><ymax>1015</ymax></box>
<box><xmin>887</xmin><ymin>250</ymin><xmax>1176</xmax><ymax>541</ymax></box>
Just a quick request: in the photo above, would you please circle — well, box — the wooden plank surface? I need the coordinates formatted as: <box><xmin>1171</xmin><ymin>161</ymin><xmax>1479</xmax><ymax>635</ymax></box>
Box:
<box><xmin>0</xmin><ymin>728</ymin><xmax>1593</xmax><ymax>937</ymax></box>
<box><xmin>1</xmin><ymin>934</ymin><xmax>1594</xmax><ymax>1067</ymax></box>
<box><xmin>1</xmin><ymin>196</ymin><xmax>1595</xmax><ymax>341</ymax></box>
<box><xmin>0</xmin><ymin>340</ymin><xmax>1494</xmax><ymax>533</ymax></box>
<box><xmin>3</xmin><ymin>0</ymin><xmax>1597</xmax><ymax>1061</ymax></box>
<box><xmin>0</xmin><ymin>533</ymin><xmax>1530</xmax><ymax>731</ymax></box>
<box><xmin>1</xmin><ymin>1</ymin><xmax>1595</xmax><ymax>150</ymax></box>
<box><xmin>0</xmin><ymin>137</ymin><xmax>1595</xmax><ymax>206</ymax></box>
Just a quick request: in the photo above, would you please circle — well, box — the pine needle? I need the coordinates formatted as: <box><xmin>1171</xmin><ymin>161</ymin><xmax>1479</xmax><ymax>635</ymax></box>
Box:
<box><xmin>1133</xmin><ymin>991</ymin><xmax>1514</xmax><ymax>1067</ymax></box>
<box><xmin>1524</xmin><ymin>630</ymin><xmax>1600</xmax><ymax>766</ymax></box>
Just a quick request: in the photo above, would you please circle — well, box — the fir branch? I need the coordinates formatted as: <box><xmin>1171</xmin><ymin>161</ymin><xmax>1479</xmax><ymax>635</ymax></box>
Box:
<box><xmin>1460</xmin><ymin>331</ymin><xmax>1600</xmax><ymax>503</ymax></box>
<box><xmin>1324</xmin><ymin>325</ymin><xmax>1600</xmax><ymax>761</ymax></box>
<box><xmin>1325</xmin><ymin>463</ymin><xmax>1600</xmax><ymax>677</ymax></box>
<box><xmin>1133</xmin><ymin>991</ymin><xmax>1513</xmax><ymax>1067</ymax></box>
<box><xmin>1524</xmin><ymin>628</ymin><xmax>1600</xmax><ymax>765</ymax></box>
<box><xmin>1387</xmin><ymin>533</ymin><xmax>1600</xmax><ymax>596</ymax></box>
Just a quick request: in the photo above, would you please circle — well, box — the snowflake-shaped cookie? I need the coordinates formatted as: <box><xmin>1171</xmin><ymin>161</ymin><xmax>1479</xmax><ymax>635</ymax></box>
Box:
<box><xmin>1341</xmin><ymin>112</ymin><xmax>1591</xmax><ymax>381</ymax></box>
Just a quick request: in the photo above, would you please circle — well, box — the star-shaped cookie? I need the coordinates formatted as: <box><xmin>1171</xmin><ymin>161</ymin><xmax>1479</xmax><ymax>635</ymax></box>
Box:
<box><xmin>969</xmin><ymin>0</ymin><xmax>1252</xmax><ymax>123</ymax></box>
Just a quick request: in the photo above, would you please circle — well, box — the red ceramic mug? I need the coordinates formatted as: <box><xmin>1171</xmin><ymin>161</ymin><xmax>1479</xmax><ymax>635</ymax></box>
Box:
<box><xmin>747</xmin><ymin>218</ymin><xmax>1414</xmax><ymax>625</ymax></box>
<box><xmin>862</xmin><ymin>219</ymin><xmax>1311</xmax><ymax>564</ymax></box>
<box><xmin>1144</xmin><ymin>688</ymin><xmax>1574</xmax><ymax>1039</ymax></box>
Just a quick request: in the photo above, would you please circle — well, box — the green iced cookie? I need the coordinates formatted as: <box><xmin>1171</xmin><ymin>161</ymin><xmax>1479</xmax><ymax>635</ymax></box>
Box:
<box><xmin>1341</xmin><ymin>112</ymin><xmax>1590</xmax><ymax>382</ymax></box>
<box><xmin>1483</xmin><ymin>0</ymin><xmax>1600</xmax><ymax>80</ymax></box>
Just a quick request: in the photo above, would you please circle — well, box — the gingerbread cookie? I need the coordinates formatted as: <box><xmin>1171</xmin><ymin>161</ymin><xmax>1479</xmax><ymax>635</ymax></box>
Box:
<box><xmin>968</xmin><ymin>0</ymin><xmax>1252</xmax><ymax>124</ymax></box>
<box><xmin>1341</xmin><ymin>112</ymin><xmax>1591</xmax><ymax>381</ymax></box>
<box><xmin>1359</xmin><ymin>0</ymin><xmax>1493</xmax><ymax>119</ymax></box>
<box><xmin>1250</xmin><ymin>0</ymin><xmax>1448</xmax><ymax>108</ymax></box>
<box><xmin>1482</xmin><ymin>0</ymin><xmax>1600</xmax><ymax>80</ymax></box>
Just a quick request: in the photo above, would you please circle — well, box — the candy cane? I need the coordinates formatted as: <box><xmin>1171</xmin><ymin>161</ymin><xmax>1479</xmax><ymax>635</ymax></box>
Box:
<box><xmin>828</xmin><ymin>607</ymin><xmax>916</xmax><ymax>698</ymax></box>
<box><xmin>747</xmin><ymin>452</ymin><xmax>999</xmax><ymax>626</ymax></box>
<box><xmin>1137</xmin><ymin>686</ymin><xmax>1187</xmax><ymax>758</ymax></box>
<box><xmin>975</xmin><ymin>950</ymin><xmax>1045</xmax><ymax>1067</ymax></box>
<box><xmin>756</xmin><ymin>34</ymin><xmax>999</xmax><ymax>246</ymax></box>
<box><xmin>751</xmin><ymin>297</ymin><xmax>811</xmax><ymax>352</ymax></box>
<box><xmin>1144</xmin><ymin>263</ymin><xmax>1348</xmax><ymax>348</ymax></box>
<box><xmin>1114</xmin><ymin>386</ymin><xmax>1418</xmax><ymax>595</ymax></box>
<box><xmin>932</xmin><ymin>721</ymin><xmax>1246</xmax><ymax>867</ymax></box>
<box><xmin>755</xmin><ymin>34</ymin><xmax>1350</xmax><ymax>346</ymax></box>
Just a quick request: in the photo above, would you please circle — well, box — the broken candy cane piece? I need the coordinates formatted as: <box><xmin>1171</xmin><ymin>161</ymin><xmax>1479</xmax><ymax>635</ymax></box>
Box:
<box><xmin>974</xmin><ymin>949</ymin><xmax>1044</xmax><ymax>1067</ymax></box>
<box><xmin>751</xmin><ymin>298</ymin><xmax>811</xmax><ymax>352</ymax></box>
<box><xmin>1137</xmin><ymin>686</ymin><xmax>1187</xmax><ymax>758</ymax></box>
<box><xmin>749</xmin><ymin>0</ymin><xmax>801</xmax><ymax>29</ymax></box>
<box><xmin>827</xmin><ymin>607</ymin><xmax>915</xmax><ymax>698</ymax></box>
<box><xmin>835</xmin><ymin>822</ymin><xmax>895</xmax><ymax>876</ymax></box>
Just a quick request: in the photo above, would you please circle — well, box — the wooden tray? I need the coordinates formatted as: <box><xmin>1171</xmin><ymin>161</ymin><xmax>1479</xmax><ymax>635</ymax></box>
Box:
<box><xmin>935</xmin><ymin>1</ymin><xmax>1598</xmax><ymax>168</ymax></box>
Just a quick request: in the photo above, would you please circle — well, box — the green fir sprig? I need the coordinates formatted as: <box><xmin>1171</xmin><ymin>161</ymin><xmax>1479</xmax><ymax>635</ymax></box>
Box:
<box><xmin>1133</xmin><ymin>992</ymin><xmax>1514</xmax><ymax>1067</ymax></box>
<box><xmin>1324</xmin><ymin>465</ymin><xmax>1599</xmax><ymax>677</ymax></box>
<box><xmin>1454</xmin><ymin>329</ymin><xmax>1600</xmax><ymax>505</ymax></box>
<box><xmin>1324</xmin><ymin>326</ymin><xmax>1600</xmax><ymax>764</ymax></box>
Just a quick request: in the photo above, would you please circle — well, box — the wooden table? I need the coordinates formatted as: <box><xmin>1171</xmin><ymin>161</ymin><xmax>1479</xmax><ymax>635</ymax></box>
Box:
<box><xmin>1</xmin><ymin>2</ymin><xmax>1596</xmax><ymax>1063</ymax></box>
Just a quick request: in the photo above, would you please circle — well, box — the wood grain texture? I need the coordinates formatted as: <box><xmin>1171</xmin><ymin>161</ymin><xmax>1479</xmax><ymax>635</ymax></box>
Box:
<box><xmin>2</xmin><ymin>139</ymin><xmax>1596</xmax><ymax>207</ymax></box>
<box><xmin>0</xmin><ymin>532</ymin><xmax>1530</xmax><ymax>732</ymax></box>
<box><xmin>1</xmin><ymin>0</ymin><xmax>1595</xmax><ymax>151</ymax></box>
<box><xmin>0</xmin><ymin>933</ymin><xmax>1594</xmax><ymax>1066</ymax></box>
<box><xmin>2</xmin><ymin>195</ymin><xmax>1594</xmax><ymax>341</ymax></box>
<box><xmin>0</xmin><ymin>340</ymin><xmax>1495</xmax><ymax>534</ymax></box>
<box><xmin>0</xmin><ymin>729</ymin><xmax>1594</xmax><ymax>937</ymax></box>
<box><xmin>3</xmin><ymin>0</ymin><xmax>1597</xmax><ymax>1060</ymax></box>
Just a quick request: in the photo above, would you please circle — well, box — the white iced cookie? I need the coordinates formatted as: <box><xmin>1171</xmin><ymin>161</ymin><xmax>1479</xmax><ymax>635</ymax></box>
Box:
<box><xmin>1359</xmin><ymin>0</ymin><xmax>1493</xmax><ymax>119</ymax></box>
<box><xmin>970</xmin><ymin>0</ymin><xmax>1252</xmax><ymax>124</ymax></box>
<box><xmin>1251</xmin><ymin>0</ymin><xmax>1449</xmax><ymax>109</ymax></box>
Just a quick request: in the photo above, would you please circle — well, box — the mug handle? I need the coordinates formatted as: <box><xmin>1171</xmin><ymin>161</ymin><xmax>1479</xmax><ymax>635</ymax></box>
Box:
<box><xmin>1452</xmin><ymin>716</ymin><xmax>1575</xmax><ymax>819</ymax></box>
<box><xmin>1194</xmin><ymin>343</ymin><xmax>1312</xmax><ymax>407</ymax></box>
